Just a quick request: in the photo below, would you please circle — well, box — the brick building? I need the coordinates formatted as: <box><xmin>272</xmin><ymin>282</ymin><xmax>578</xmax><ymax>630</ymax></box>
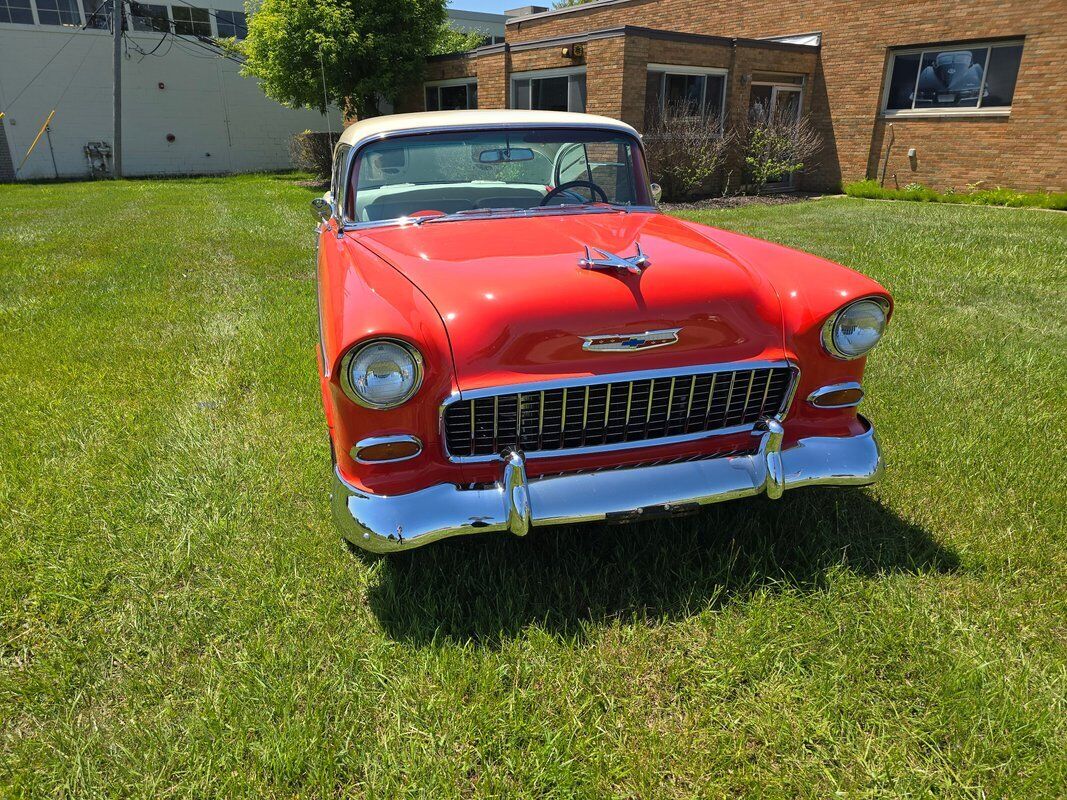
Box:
<box><xmin>397</xmin><ymin>0</ymin><xmax>1065</xmax><ymax>193</ymax></box>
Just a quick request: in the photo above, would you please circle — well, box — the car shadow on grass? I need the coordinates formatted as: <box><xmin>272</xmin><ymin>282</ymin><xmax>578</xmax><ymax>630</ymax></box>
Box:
<box><xmin>365</xmin><ymin>488</ymin><xmax>958</xmax><ymax>647</ymax></box>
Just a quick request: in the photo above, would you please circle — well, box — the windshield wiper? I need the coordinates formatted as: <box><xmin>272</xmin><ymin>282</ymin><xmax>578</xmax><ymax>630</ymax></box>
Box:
<box><xmin>419</xmin><ymin>208</ymin><xmax>523</xmax><ymax>224</ymax></box>
<box><xmin>453</xmin><ymin>207</ymin><xmax>522</xmax><ymax>216</ymax></box>
<box><xmin>529</xmin><ymin>203</ymin><xmax>630</xmax><ymax>214</ymax></box>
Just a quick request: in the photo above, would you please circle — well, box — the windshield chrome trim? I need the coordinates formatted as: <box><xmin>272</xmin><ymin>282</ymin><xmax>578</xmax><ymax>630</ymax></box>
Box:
<box><xmin>341</xmin><ymin>204</ymin><xmax>658</xmax><ymax>232</ymax></box>
<box><xmin>336</xmin><ymin>122</ymin><xmax>654</xmax><ymax>232</ymax></box>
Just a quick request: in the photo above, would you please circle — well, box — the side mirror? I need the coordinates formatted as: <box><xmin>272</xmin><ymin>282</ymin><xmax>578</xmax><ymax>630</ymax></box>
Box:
<box><xmin>311</xmin><ymin>195</ymin><xmax>334</xmax><ymax>224</ymax></box>
<box><xmin>650</xmin><ymin>183</ymin><xmax>663</xmax><ymax>204</ymax></box>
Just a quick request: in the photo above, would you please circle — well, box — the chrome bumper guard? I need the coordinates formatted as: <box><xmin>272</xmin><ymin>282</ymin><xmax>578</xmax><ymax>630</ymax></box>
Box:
<box><xmin>333</xmin><ymin>416</ymin><xmax>883</xmax><ymax>553</ymax></box>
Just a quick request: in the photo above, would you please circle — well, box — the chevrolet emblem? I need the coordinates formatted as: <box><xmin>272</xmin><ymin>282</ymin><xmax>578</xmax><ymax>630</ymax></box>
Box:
<box><xmin>581</xmin><ymin>328</ymin><xmax>682</xmax><ymax>352</ymax></box>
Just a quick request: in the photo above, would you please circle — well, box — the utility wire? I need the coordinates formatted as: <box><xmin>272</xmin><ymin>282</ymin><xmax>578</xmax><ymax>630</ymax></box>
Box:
<box><xmin>168</xmin><ymin>32</ymin><xmax>245</xmax><ymax>65</ymax></box>
<box><xmin>1</xmin><ymin>0</ymin><xmax>109</xmax><ymax>112</ymax></box>
<box><xmin>54</xmin><ymin>28</ymin><xmax>100</xmax><ymax>109</ymax></box>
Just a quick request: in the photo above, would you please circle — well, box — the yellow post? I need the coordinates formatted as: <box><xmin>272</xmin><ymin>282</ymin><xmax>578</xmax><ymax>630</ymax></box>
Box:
<box><xmin>17</xmin><ymin>109</ymin><xmax>56</xmax><ymax>171</ymax></box>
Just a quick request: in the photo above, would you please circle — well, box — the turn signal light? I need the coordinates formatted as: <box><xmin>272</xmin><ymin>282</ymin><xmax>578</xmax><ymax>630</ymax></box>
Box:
<box><xmin>352</xmin><ymin>437</ymin><xmax>422</xmax><ymax>463</ymax></box>
<box><xmin>808</xmin><ymin>386</ymin><xmax>864</xmax><ymax>409</ymax></box>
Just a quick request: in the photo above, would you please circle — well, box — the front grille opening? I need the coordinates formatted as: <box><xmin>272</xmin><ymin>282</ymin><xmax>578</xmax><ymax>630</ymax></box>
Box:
<box><xmin>444</xmin><ymin>366</ymin><xmax>794</xmax><ymax>458</ymax></box>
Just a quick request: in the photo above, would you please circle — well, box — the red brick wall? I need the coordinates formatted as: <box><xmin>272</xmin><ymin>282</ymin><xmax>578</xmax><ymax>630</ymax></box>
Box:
<box><xmin>505</xmin><ymin>0</ymin><xmax>1066</xmax><ymax>191</ymax></box>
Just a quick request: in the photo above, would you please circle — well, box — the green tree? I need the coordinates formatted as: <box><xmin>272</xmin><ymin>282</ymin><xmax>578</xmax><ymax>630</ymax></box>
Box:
<box><xmin>431</xmin><ymin>22</ymin><xmax>488</xmax><ymax>55</ymax></box>
<box><xmin>241</xmin><ymin>0</ymin><xmax>448</xmax><ymax>119</ymax></box>
<box><xmin>551</xmin><ymin>0</ymin><xmax>599</xmax><ymax>8</ymax></box>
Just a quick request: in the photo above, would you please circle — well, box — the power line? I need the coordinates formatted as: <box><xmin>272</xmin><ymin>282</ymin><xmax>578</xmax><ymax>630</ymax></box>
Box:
<box><xmin>1</xmin><ymin>0</ymin><xmax>110</xmax><ymax>112</ymax></box>
<box><xmin>166</xmin><ymin>32</ymin><xmax>245</xmax><ymax>65</ymax></box>
<box><xmin>55</xmin><ymin>29</ymin><xmax>100</xmax><ymax>109</ymax></box>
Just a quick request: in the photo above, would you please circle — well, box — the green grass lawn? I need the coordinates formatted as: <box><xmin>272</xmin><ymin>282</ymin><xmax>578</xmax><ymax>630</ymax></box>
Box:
<box><xmin>1</xmin><ymin>175</ymin><xmax>1064</xmax><ymax>798</ymax></box>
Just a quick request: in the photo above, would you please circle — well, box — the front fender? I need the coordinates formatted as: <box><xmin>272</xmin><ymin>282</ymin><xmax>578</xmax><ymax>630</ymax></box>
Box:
<box><xmin>682</xmin><ymin>222</ymin><xmax>893</xmax><ymax>441</ymax></box>
<box><xmin>317</xmin><ymin>230</ymin><xmax>459</xmax><ymax>494</ymax></box>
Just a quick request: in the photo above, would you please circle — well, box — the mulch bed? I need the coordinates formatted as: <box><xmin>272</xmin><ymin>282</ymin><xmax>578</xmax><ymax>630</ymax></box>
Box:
<box><xmin>658</xmin><ymin>192</ymin><xmax>826</xmax><ymax>211</ymax></box>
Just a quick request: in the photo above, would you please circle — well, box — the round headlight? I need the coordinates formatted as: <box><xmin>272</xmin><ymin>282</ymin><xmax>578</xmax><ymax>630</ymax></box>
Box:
<box><xmin>340</xmin><ymin>339</ymin><xmax>423</xmax><ymax>409</ymax></box>
<box><xmin>822</xmin><ymin>298</ymin><xmax>888</xmax><ymax>359</ymax></box>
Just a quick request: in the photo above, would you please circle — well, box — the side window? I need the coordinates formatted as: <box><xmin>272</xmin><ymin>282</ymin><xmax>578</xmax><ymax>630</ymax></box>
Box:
<box><xmin>332</xmin><ymin>145</ymin><xmax>350</xmax><ymax>217</ymax></box>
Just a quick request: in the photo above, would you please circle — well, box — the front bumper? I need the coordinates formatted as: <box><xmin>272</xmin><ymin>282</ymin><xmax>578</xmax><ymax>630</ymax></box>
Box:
<box><xmin>333</xmin><ymin>416</ymin><xmax>883</xmax><ymax>553</ymax></box>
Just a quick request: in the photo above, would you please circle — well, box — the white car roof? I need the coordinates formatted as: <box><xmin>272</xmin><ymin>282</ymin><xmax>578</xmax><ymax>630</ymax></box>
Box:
<box><xmin>336</xmin><ymin>110</ymin><xmax>639</xmax><ymax>149</ymax></box>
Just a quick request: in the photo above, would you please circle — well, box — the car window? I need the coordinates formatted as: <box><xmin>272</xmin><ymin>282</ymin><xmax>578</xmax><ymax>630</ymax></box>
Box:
<box><xmin>347</xmin><ymin>128</ymin><xmax>650</xmax><ymax>223</ymax></box>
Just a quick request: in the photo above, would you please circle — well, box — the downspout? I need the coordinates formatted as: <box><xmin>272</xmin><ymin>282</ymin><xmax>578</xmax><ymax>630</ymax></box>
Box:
<box><xmin>879</xmin><ymin>123</ymin><xmax>894</xmax><ymax>186</ymax></box>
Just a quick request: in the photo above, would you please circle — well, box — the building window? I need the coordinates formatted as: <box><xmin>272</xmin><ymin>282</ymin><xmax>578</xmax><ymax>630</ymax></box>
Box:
<box><xmin>511</xmin><ymin>68</ymin><xmax>586</xmax><ymax>112</ymax></box>
<box><xmin>883</xmin><ymin>40</ymin><xmax>1024</xmax><ymax>115</ymax></box>
<box><xmin>81</xmin><ymin>0</ymin><xmax>110</xmax><ymax>29</ymax></box>
<box><xmin>214</xmin><ymin>9</ymin><xmax>245</xmax><ymax>38</ymax></box>
<box><xmin>171</xmin><ymin>4</ymin><xmax>210</xmax><ymax>35</ymax></box>
<box><xmin>130</xmin><ymin>2</ymin><xmax>169</xmax><ymax>31</ymax></box>
<box><xmin>35</xmin><ymin>0</ymin><xmax>81</xmax><ymax>25</ymax></box>
<box><xmin>645</xmin><ymin>65</ymin><xmax>728</xmax><ymax>129</ymax></box>
<box><xmin>425</xmin><ymin>79</ymin><xmax>478</xmax><ymax>111</ymax></box>
<box><xmin>0</xmin><ymin>0</ymin><xmax>34</xmax><ymax>24</ymax></box>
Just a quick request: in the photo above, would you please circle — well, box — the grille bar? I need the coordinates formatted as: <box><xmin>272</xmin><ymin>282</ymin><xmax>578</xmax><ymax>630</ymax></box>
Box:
<box><xmin>444</xmin><ymin>365</ymin><xmax>796</xmax><ymax>460</ymax></box>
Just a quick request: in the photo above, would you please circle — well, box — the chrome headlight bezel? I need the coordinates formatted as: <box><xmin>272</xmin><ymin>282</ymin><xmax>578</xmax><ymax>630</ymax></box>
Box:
<box><xmin>821</xmin><ymin>297</ymin><xmax>890</xmax><ymax>360</ymax></box>
<box><xmin>339</xmin><ymin>338</ymin><xmax>424</xmax><ymax>410</ymax></box>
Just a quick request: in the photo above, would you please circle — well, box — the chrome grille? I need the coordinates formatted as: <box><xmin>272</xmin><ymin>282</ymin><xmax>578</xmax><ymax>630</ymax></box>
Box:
<box><xmin>443</xmin><ymin>365</ymin><xmax>795</xmax><ymax>459</ymax></box>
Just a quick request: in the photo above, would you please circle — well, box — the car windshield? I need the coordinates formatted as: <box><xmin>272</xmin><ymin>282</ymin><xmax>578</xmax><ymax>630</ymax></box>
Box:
<box><xmin>347</xmin><ymin>128</ymin><xmax>651</xmax><ymax>223</ymax></box>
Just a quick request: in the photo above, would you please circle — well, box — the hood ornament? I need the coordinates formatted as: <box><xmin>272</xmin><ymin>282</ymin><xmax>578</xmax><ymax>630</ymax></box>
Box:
<box><xmin>582</xmin><ymin>328</ymin><xmax>681</xmax><ymax>352</ymax></box>
<box><xmin>578</xmin><ymin>243</ymin><xmax>650</xmax><ymax>275</ymax></box>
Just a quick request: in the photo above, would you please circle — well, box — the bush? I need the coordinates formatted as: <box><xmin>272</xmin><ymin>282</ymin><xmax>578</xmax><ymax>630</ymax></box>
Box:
<box><xmin>844</xmin><ymin>180</ymin><xmax>1067</xmax><ymax>210</ymax></box>
<box><xmin>289</xmin><ymin>131</ymin><xmax>341</xmax><ymax>179</ymax></box>
<box><xmin>643</xmin><ymin>101</ymin><xmax>731</xmax><ymax>201</ymax></box>
<box><xmin>738</xmin><ymin>107</ymin><xmax>823</xmax><ymax>194</ymax></box>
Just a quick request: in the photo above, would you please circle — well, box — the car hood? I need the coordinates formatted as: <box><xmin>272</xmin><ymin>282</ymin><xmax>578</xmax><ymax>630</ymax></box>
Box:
<box><xmin>351</xmin><ymin>211</ymin><xmax>786</xmax><ymax>391</ymax></box>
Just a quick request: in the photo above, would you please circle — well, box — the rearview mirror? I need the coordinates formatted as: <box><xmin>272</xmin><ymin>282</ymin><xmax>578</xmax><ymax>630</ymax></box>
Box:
<box><xmin>478</xmin><ymin>147</ymin><xmax>535</xmax><ymax>164</ymax></box>
<box><xmin>650</xmin><ymin>183</ymin><xmax>663</xmax><ymax>204</ymax></box>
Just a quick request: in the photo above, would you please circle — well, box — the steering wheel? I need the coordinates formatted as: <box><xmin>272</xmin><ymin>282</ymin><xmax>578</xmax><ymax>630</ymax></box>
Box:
<box><xmin>540</xmin><ymin>180</ymin><xmax>609</xmax><ymax>206</ymax></box>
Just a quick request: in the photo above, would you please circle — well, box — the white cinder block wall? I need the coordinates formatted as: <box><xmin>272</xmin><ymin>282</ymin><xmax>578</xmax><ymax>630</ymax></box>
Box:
<box><xmin>0</xmin><ymin>0</ymin><xmax>341</xmax><ymax>180</ymax></box>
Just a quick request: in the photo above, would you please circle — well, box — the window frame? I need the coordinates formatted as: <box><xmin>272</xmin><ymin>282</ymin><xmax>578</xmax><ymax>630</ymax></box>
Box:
<box><xmin>170</xmin><ymin>4</ymin><xmax>211</xmax><ymax>36</ymax></box>
<box><xmin>0</xmin><ymin>0</ymin><xmax>36</xmax><ymax>24</ymax></box>
<box><xmin>645</xmin><ymin>63</ymin><xmax>729</xmax><ymax>131</ymax></box>
<box><xmin>423</xmin><ymin>77</ymin><xmax>478</xmax><ymax>111</ymax></box>
<box><xmin>881</xmin><ymin>39</ymin><xmax>1024</xmax><ymax>118</ymax></box>
<box><xmin>214</xmin><ymin>8</ymin><xmax>246</xmax><ymax>38</ymax></box>
<box><xmin>510</xmin><ymin>66</ymin><xmax>587</xmax><ymax>113</ymax></box>
<box><xmin>130</xmin><ymin>2</ymin><xmax>170</xmax><ymax>32</ymax></box>
<box><xmin>34</xmin><ymin>0</ymin><xmax>82</xmax><ymax>25</ymax></box>
<box><xmin>80</xmin><ymin>0</ymin><xmax>110</xmax><ymax>30</ymax></box>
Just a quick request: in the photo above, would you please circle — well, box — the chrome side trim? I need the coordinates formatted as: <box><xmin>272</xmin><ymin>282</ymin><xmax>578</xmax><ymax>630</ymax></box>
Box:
<box><xmin>807</xmin><ymin>382</ymin><xmax>864</xmax><ymax>409</ymax></box>
<box><xmin>350</xmin><ymin>435</ymin><xmax>423</xmax><ymax>464</ymax></box>
<box><xmin>332</xmin><ymin>415</ymin><xmax>883</xmax><ymax>553</ymax></box>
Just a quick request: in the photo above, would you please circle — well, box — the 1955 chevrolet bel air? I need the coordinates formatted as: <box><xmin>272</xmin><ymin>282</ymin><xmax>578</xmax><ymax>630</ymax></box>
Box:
<box><xmin>314</xmin><ymin>110</ymin><xmax>892</xmax><ymax>553</ymax></box>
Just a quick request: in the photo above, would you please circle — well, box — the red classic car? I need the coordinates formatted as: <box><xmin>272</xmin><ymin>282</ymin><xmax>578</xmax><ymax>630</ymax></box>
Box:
<box><xmin>314</xmin><ymin>110</ymin><xmax>891</xmax><ymax>553</ymax></box>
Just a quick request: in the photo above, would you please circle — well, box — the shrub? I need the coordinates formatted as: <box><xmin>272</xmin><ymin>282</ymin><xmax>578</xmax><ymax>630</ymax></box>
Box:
<box><xmin>738</xmin><ymin>107</ymin><xmax>823</xmax><ymax>194</ymax></box>
<box><xmin>844</xmin><ymin>180</ymin><xmax>1067</xmax><ymax>210</ymax></box>
<box><xmin>289</xmin><ymin>131</ymin><xmax>341</xmax><ymax>179</ymax></box>
<box><xmin>643</xmin><ymin>100</ymin><xmax>731</xmax><ymax>201</ymax></box>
